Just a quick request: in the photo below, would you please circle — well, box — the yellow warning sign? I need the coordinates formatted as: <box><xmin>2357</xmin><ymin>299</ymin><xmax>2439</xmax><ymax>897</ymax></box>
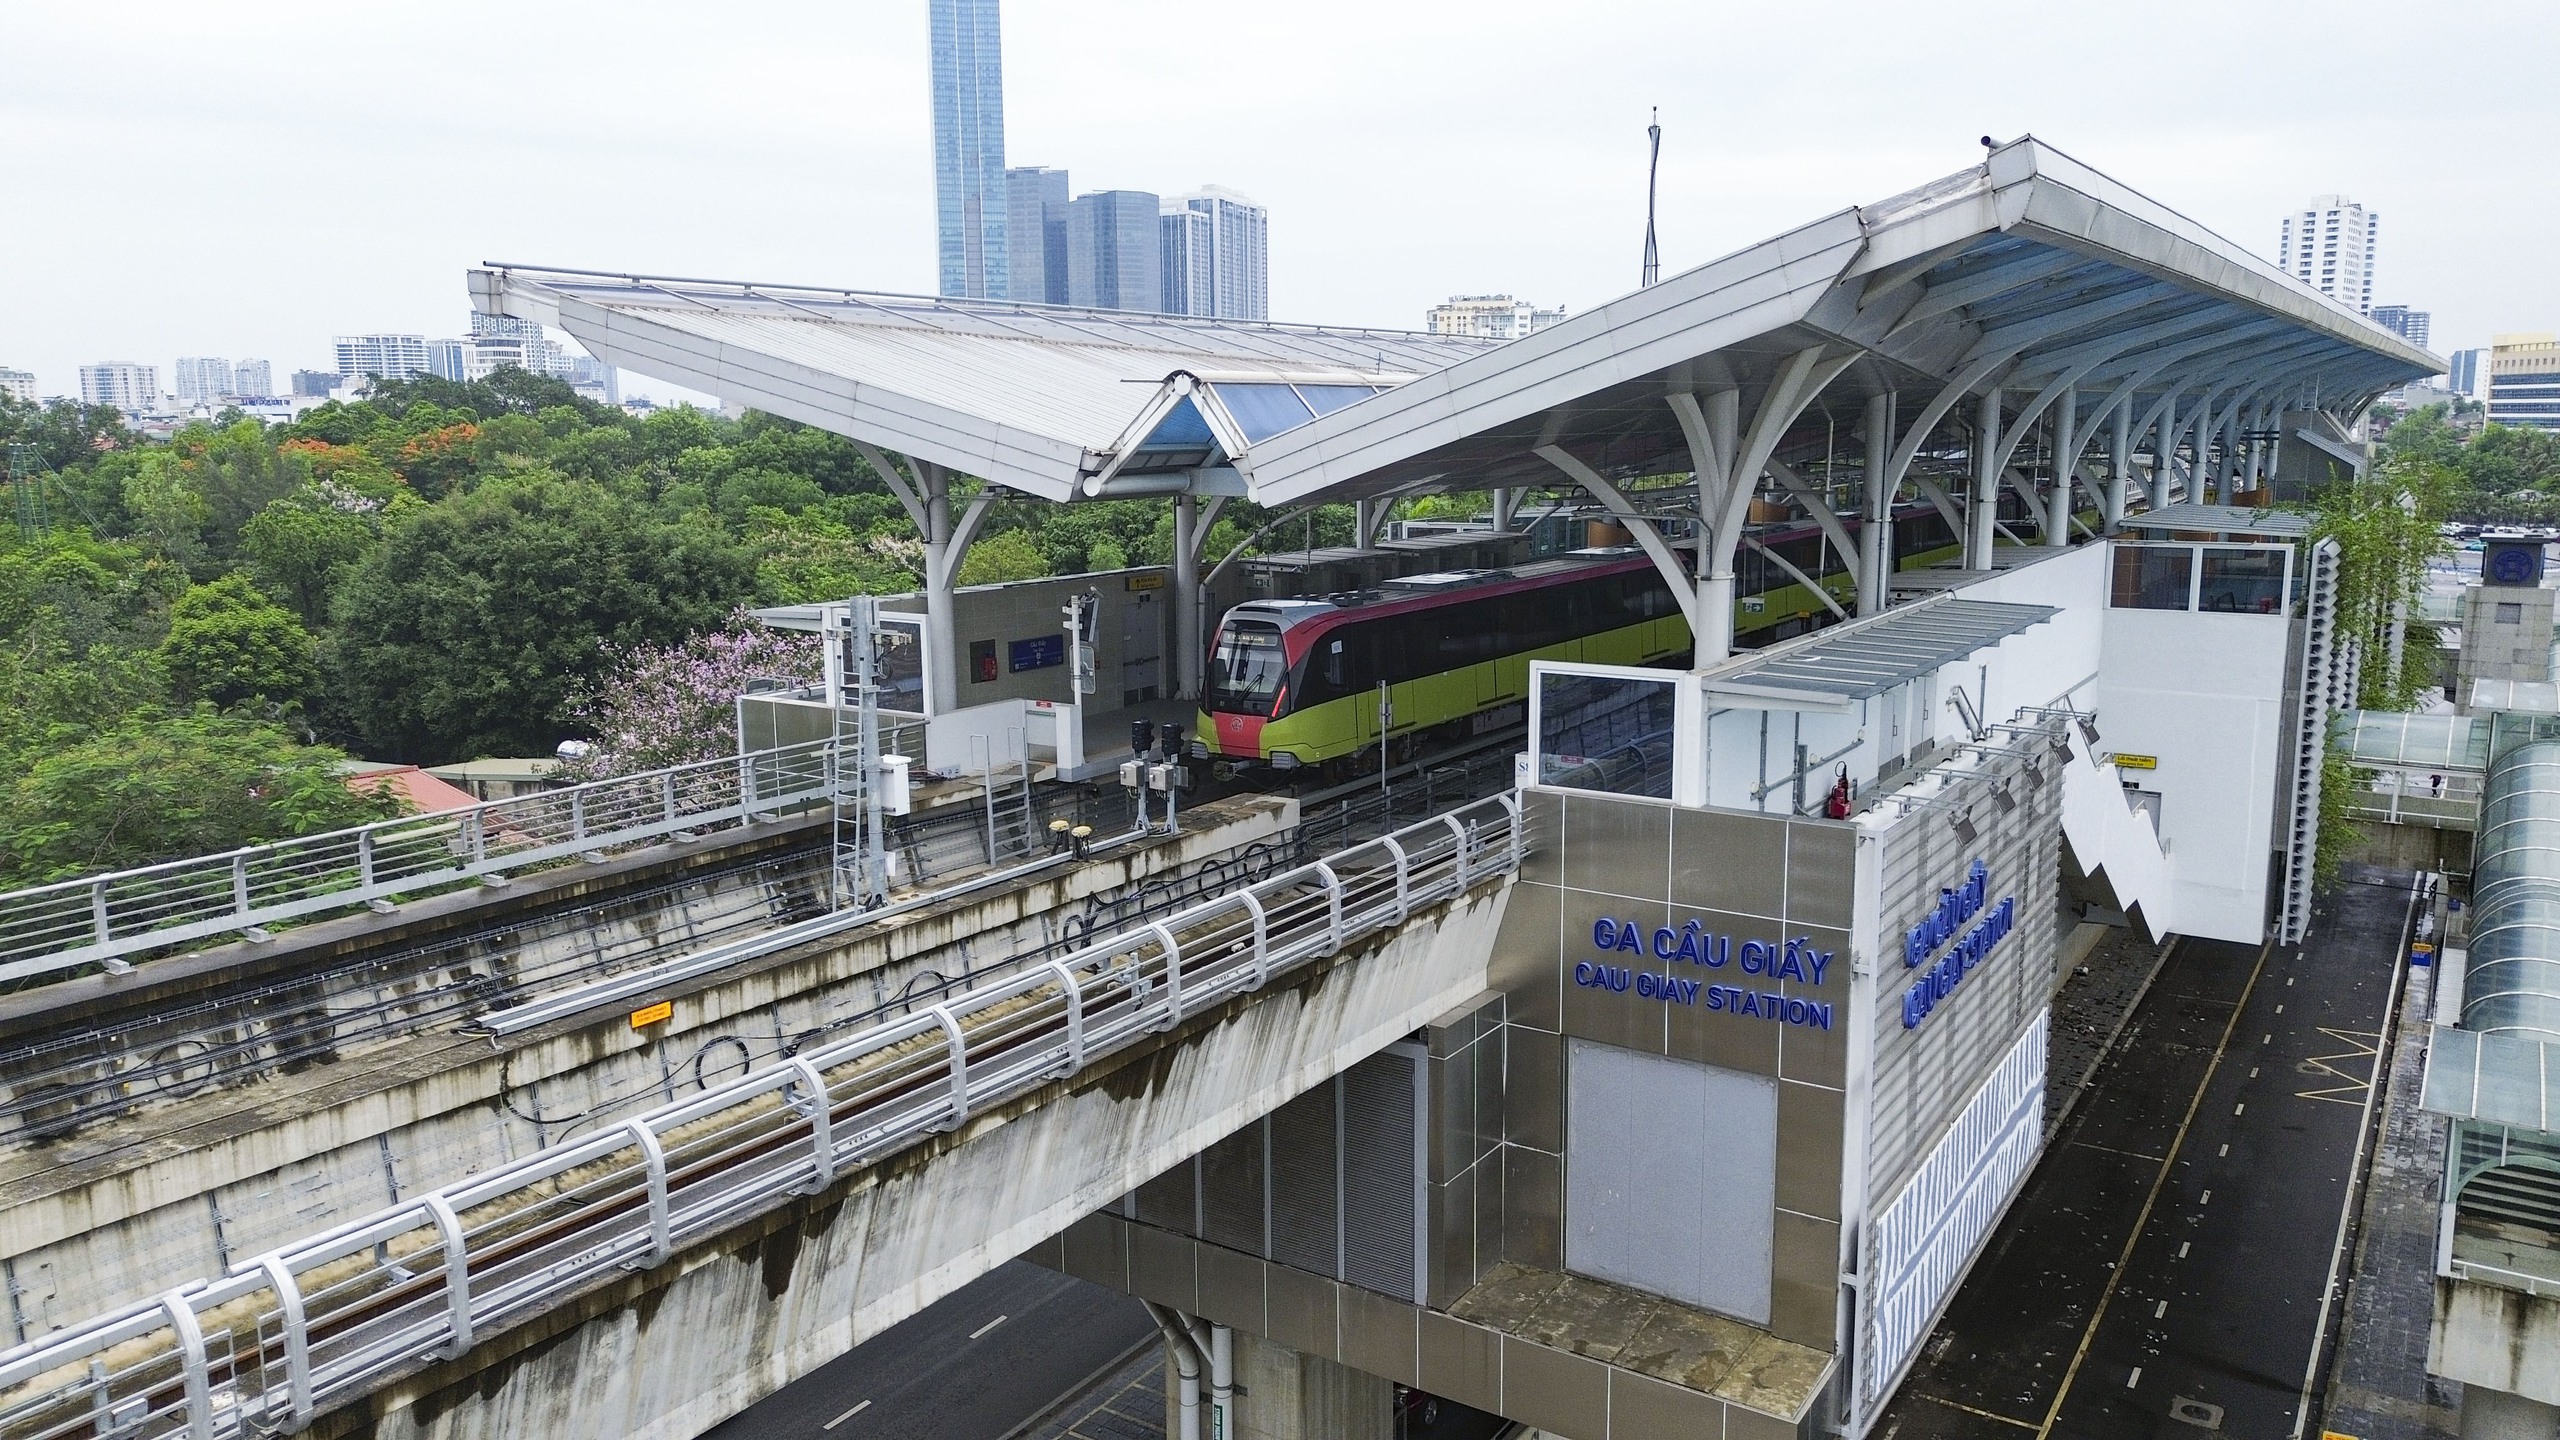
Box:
<box><xmin>630</xmin><ymin>1000</ymin><xmax>673</xmax><ymax>1029</ymax></box>
<box><xmin>2111</xmin><ymin>753</ymin><xmax>2159</xmax><ymax>771</ymax></box>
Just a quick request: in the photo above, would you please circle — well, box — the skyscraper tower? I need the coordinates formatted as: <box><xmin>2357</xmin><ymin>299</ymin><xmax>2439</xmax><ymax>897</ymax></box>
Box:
<box><xmin>2278</xmin><ymin>195</ymin><xmax>2378</xmax><ymax>314</ymax></box>
<box><xmin>929</xmin><ymin>0</ymin><xmax>1010</xmax><ymax>299</ymax></box>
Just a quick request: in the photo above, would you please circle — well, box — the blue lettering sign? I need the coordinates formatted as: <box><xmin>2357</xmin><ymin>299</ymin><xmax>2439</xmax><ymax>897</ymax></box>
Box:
<box><xmin>1575</xmin><ymin>916</ymin><xmax>1835</xmax><ymax>1031</ymax></box>
<box><xmin>1901</xmin><ymin>893</ymin><xmax>2016</xmax><ymax>1030</ymax></box>
<box><xmin>1906</xmin><ymin>860</ymin><xmax>1991</xmax><ymax>970</ymax></box>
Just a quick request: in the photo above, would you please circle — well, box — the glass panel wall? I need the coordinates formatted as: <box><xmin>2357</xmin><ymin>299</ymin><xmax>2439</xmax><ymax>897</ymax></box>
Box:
<box><xmin>2110</xmin><ymin>545</ymin><xmax>2194</xmax><ymax>610</ymax></box>
<box><xmin>1535</xmin><ymin>669</ymin><xmax>1677</xmax><ymax>798</ymax></box>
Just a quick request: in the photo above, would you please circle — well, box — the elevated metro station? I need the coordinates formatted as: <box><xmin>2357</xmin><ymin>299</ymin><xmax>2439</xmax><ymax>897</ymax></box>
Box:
<box><xmin>0</xmin><ymin>139</ymin><xmax>2444</xmax><ymax>1440</ymax></box>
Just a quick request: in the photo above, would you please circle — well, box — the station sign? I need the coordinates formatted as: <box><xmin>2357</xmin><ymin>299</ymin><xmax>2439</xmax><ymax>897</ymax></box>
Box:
<box><xmin>1900</xmin><ymin>858</ymin><xmax>2016</xmax><ymax>1029</ymax></box>
<box><xmin>1570</xmin><ymin>916</ymin><xmax>1836</xmax><ymax>1031</ymax></box>
<box><xmin>1009</xmin><ymin>634</ymin><xmax>1066</xmax><ymax>672</ymax></box>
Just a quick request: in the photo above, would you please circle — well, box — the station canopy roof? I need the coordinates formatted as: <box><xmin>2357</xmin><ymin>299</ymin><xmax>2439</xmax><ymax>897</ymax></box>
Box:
<box><xmin>1698</xmin><ymin>597</ymin><xmax>2058</xmax><ymax>708</ymax></box>
<box><xmin>472</xmin><ymin>137</ymin><xmax>2439</xmax><ymax>512</ymax></box>
<box><xmin>2117</xmin><ymin>504</ymin><xmax>2315</xmax><ymax>539</ymax></box>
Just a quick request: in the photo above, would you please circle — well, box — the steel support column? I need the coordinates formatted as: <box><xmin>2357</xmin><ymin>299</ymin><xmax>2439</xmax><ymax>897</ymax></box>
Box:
<box><xmin>1352</xmin><ymin>497</ymin><xmax>1385</xmax><ymax>551</ymax></box>
<box><xmin>2106</xmin><ymin>394</ymin><xmax>2132</xmax><ymax>532</ymax></box>
<box><xmin>1969</xmin><ymin>389</ymin><xmax>2001</xmax><ymax>567</ymax></box>
<box><xmin>2046</xmin><ymin>386</ymin><xmax>2077</xmax><ymax>543</ymax></box>
<box><xmin>1172</xmin><ymin>494</ymin><xmax>1202</xmax><ymax>699</ymax></box>
<box><xmin>1860</xmin><ymin>390</ymin><xmax>1895</xmax><ymax>615</ymax></box>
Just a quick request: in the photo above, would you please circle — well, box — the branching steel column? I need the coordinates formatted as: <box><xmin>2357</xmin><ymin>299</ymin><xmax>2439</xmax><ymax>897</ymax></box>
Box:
<box><xmin>1681</xmin><ymin>346</ymin><xmax>1860</xmax><ymax>662</ymax></box>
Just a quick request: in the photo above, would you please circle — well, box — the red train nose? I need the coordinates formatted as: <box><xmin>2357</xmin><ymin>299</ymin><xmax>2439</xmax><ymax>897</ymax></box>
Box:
<box><xmin>1215</xmin><ymin>712</ymin><xmax>1265</xmax><ymax>756</ymax></box>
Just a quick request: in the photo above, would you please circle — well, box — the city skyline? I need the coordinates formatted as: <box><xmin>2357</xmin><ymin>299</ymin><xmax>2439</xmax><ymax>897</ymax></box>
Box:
<box><xmin>5</xmin><ymin>0</ymin><xmax>2554</xmax><ymax>397</ymax></box>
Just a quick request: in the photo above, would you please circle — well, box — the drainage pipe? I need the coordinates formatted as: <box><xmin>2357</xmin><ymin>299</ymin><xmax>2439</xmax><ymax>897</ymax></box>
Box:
<box><xmin>1144</xmin><ymin>1302</ymin><xmax>1204</xmax><ymax>1440</ymax></box>
<box><xmin>1208</xmin><ymin>1322</ymin><xmax>1235</xmax><ymax>1439</ymax></box>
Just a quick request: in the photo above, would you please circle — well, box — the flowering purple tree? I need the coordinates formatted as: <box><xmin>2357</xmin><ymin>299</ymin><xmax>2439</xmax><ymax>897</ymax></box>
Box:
<box><xmin>555</xmin><ymin>609</ymin><xmax>821</xmax><ymax>781</ymax></box>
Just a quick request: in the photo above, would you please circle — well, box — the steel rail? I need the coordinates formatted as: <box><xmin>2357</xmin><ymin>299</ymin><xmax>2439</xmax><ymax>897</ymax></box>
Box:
<box><xmin>0</xmin><ymin>795</ymin><xmax>1520</xmax><ymax>1440</ymax></box>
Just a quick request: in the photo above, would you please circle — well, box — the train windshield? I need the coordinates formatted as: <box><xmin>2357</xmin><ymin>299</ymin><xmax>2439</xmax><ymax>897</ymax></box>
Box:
<box><xmin>1205</xmin><ymin>619</ymin><xmax>1287</xmax><ymax>714</ymax></box>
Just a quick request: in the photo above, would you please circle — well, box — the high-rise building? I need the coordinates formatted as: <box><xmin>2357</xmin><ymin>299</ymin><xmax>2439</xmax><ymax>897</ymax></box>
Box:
<box><xmin>2278</xmin><ymin>195</ymin><xmax>2379</xmax><ymax>313</ymax></box>
<box><xmin>1426</xmin><ymin>295</ymin><xmax>1569</xmax><ymax>340</ymax></box>
<box><xmin>78</xmin><ymin>362</ymin><xmax>159</xmax><ymax>413</ymax></box>
<box><xmin>2450</xmin><ymin>348</ymin><xmax>2486</xmax><ymax>398</ymax></box>
<box><xmin>469</xmin><ymin>313</ymin><xmax>541</xmax><ymax>343</ymax></box>
<box><xmin>929</xmin><ymin>0</ymin><xmax>1009</xmax><ymax>299</ymax></box>
<box><xmin>1066</xmin><ymin>190</ymin><xmax>1161</xmax><ymax>312</ymax></box>
<box><xmin>333</xmin><ymin>335</ymin><xmax>430</xmax><ymax>380</ymax></box>
<box><xmin>173</xmin><ymin>357</ymin><xmax>235</xmax><ymax>406</ymax></box>
<box><xmin>0</xmin><ymin>369</ymin><xmax>36</xmax><ymax>403</ymax></box>
<box><xmin>427</xmin><ymin>339</ymin><xmax>468</xmax><ymax>383</ymax></box>
<box><xmin>233</xmin><ymin>360</ymin><xmax>273</xmax><ymax>399</ymax></box>
<box><xmin>291</xmin><ymin>370</ymin><xmax>341</xmax><ymax>398</ymax></box>
<box><xmin>2487</xmin><ymin>333</ymin><xmax>2560</xmax><ymax>433</ymax></box>
<box><xmin>1169</xmin><ymin>187</ymin><xmax>1268</xmax><ymax>321</ymax></box>
<box><xmin>1005</xmin><ymin>166</ymin><xmax>1070</xmax><ymax>305</ymax></box>
<box><xmin>1160</xmin><ymin>203</ymin><xmax>1215</xmax><ymax>317</ymax></box>
<box><xmin>2370</xmin><ymin>305</ymin><xmax>2431</xmax><ymax>350</ymax></box>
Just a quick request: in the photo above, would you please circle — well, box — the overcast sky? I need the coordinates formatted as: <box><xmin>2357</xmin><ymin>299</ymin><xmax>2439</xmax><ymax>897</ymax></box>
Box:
<box><xmin>5</xmin><ymin>1</ymin><xmax>2553</xmax><ymax>399</ymax></box>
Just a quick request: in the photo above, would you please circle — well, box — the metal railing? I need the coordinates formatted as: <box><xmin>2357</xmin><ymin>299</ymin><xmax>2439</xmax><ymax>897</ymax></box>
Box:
<box><xmin>0</xmin><ymin>794</ymin><xmax>1522</xmax><ymax>1439</ymax></box>
<box><xmin>0</xmin><ymin>741</ymin><xmax>846</xmax><ymax>986</ymax></box>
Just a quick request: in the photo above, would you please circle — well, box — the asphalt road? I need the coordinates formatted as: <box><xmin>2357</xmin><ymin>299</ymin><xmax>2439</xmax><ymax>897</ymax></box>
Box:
<box><xmin>701</xmin><ymin>1260</ymin><xmax>1158</xmax><ymax>1440</ymax></box>
<box><xmin>1877</xmin><ymin>869</ymin><xmax>2412</xmax><ymax>1439</ymax></box>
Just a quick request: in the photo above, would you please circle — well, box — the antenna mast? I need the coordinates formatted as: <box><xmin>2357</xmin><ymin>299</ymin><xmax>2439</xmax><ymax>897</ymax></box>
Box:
<box><xmin>1641</xmin><ymin>108</ymin><xmax>1662</xmax><ymax>288</ymax></box>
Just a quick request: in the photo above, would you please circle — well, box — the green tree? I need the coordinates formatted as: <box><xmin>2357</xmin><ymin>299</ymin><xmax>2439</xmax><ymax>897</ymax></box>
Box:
<box><xmin>178</xmin><ymin>420</ymin><xmax>309</xmax><ymax>567</ymax></box>
<box><xmin>2308</xmin><ymin>453</ymin><xmax>2453</xmax><ymax>709</ymax></box>
<box><xmin>122</xmin><ymin>450</ymin><xmax>209</xmax><ymax>568</ymax></box>
<box><xmin>328</xmin><ymin>474</ymin><xmax>758</xmax><ymax>760</ymax></box>
<box><xmin>241</xmin><ymin>481</ymin><xmax>401</xmax><ymax>624</ymax></box>
<box><xmin>956</xmin><ymin>528</ymin><xmax>1052</xmax><ymax>585</ymax></box>
<box><xmin>160</xmin><ymin>575</ymin><xmax>320</xmax><ymax>711</ymax></box>
<box><xmin>0</xmin><ymin>709</ymin><xmax>394</xmax><ymax>885</ymax></box>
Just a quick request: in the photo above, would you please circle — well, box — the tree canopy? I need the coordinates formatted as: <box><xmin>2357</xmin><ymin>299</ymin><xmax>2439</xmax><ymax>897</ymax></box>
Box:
<box><xmin>0</xmin><ymin>368</ymin><xmax>1379</xmax><ymax>889</ymax></box>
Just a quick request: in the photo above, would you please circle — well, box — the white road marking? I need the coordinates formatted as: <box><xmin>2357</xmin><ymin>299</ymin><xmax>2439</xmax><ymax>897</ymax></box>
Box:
<box><xmin>2276</xmin><ymin>1004</ymin><xmax>2285</xmax><ymax>1014</ymax></box>
<box><xmin>824</xmin><ymin>1400</ymin><xmax>871</xmax><ymax>1430</ymax></box>
<box><xmin>2127</xmin><ymin>1366</ymin><xmax>2143</xmax><ymax>1389</ymax></box>
<box><xmin>970</xmin><ymin>1314</ymin><xmax>1010</xmax><ymax>1340</ymax></box>
<box><xmin>2154</xmin><ymin>1300</ymin><xmax>2168</xmax><ymax>1319</ymax></box>
<box><xmin>2178</xmin><ymin>1242</ymin><xmax>2191</xmax><ymax>1258</ymax></box>
<box><xmin>2200</xmin><ymin>1190</ymin><xmax>2212</xmax><ymax>1204</ymax></box>
<box><xmin>2219</xmin><ymin>1143</ymin><xmax>2229</xmax><ymax>1157</ymax></box>
<box><xmin>2235</xmin><ymin>1103</ymin><xmax>2246</xmax><ymax>1115</ymax></box>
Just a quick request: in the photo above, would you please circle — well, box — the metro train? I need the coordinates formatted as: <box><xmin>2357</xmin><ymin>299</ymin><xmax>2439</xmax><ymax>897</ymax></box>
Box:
<box><xmin>1193</xmin><ymin>503</ymin><xmax>1970</xmax><ymax>777</ymax></box>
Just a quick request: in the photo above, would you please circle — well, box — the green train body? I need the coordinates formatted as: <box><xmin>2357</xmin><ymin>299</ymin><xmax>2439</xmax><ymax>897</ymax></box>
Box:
<box><xmin>1196</xmin><ymin>509</ymin><xmax>1972</xmax><ymax>774</ymax></box>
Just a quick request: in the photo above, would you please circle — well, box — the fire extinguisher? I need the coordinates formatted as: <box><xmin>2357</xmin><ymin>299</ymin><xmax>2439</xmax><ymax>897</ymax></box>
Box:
<box><xmin>1825</xmin><ymin>764</ymin><xmax>1852</xmax><ymax>819</ymax></box>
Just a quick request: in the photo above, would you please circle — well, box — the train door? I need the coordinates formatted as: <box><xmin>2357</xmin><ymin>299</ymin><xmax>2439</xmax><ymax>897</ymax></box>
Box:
<box><xmin>1120</xmin><ymin>590</ymin><xmax>1163</xmax><ymax>706</ymax></box>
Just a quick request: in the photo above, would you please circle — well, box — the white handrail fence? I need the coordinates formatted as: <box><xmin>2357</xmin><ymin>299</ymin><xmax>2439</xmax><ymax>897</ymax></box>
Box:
<box><xmin>0</xmin><ymin>794</ymin><xmax>1522</xmax><ymax>1440</ymax></box>
<box><xmin>0</xmin><ymin>740</ymin><xmax>845</xmax><ymax>986</ymax></box>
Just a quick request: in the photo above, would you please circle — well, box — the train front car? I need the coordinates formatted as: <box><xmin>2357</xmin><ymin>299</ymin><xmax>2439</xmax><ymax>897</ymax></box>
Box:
<box><xmin>1193</xmin><ymin>553</ymin><xmax>1692</xmax><ymax>781</ymax></box>
<box><xmin>1197</xmin><ymin>599</ymin><xmax>1332</xmax><ymax>773</ymax></box>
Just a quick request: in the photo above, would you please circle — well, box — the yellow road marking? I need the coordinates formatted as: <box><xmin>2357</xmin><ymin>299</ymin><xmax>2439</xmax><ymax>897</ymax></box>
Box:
<box><xmin>2037</xmin><ymin>937</ymin><xmax>2273</xmax><ymax>1438</ymax></box>
<box><xmin>1913</xmin><ymin>1391</ymin><xmax>2041</xmax><ymax>1430</ymax></box>
<box><xmin>2297</xmin><ymin>1027</ymin><xmax>2382</xmax><ymax>1106</ymax></box>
